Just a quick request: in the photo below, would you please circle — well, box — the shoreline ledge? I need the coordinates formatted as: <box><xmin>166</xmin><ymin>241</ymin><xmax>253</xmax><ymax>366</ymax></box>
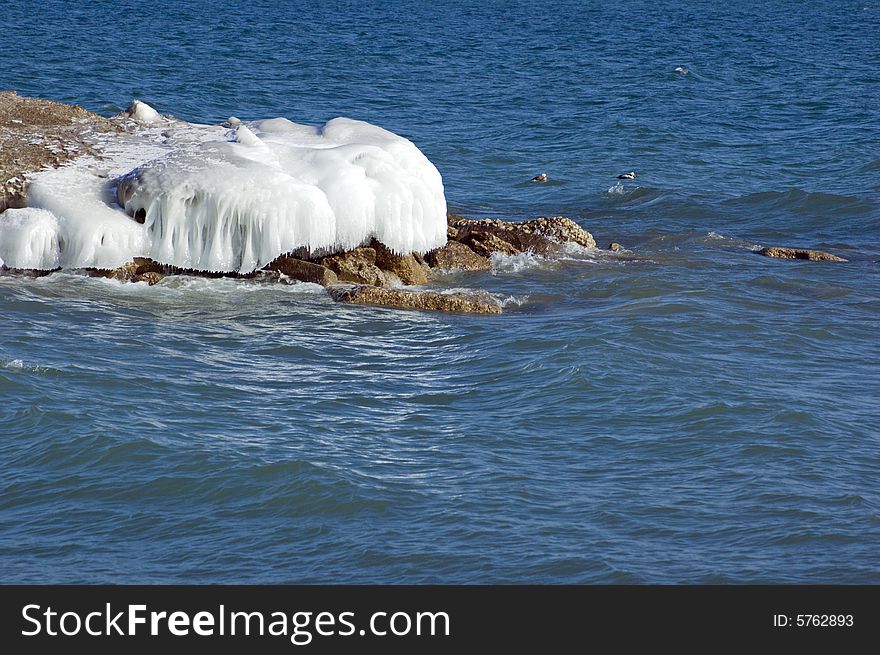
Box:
<box><xmin>0</xmin><ymin>91</ymin><xmax>598</xmax><ymax>314</ymax></box>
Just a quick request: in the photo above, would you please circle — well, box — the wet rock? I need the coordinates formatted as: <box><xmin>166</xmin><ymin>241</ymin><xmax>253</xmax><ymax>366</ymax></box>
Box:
<box><xmin>425</xmin><ymin>240</ymin><xmax>492</xmax><ymax>271</ymax></box>
<box><xmin>609</xmin><ymin>242</ymin><xmax>622</xmax><ymax>251</ymax></box>
<box><xmin>133</xmin><ymin>271</ymin><xmax>163</xmax><ymax>285</ymax></box>
<box><xmin>247</xmin><ymin>270</ymin><xmax>283</xmax><ymax>284</ymax></box>
<box><xmin>319</xmin><ymin>247</ymin><xmax>390</xmax><ymax>287</ymax></box>
<box><xmin>448</xmin><ymin>214</ymin><xmax>596</xmax><ymax>257</ymax></box>
<box><xmin>525</xmin><ymin>216</ymin><xmax>597</xmax><ymax>249</ymax></box>
<box><xmin>0</xmin><ymin>265</ymin><xmax>57</xmax><ymax>277</ymax></box>
<box><xmin>265</xmin><ymin>255</ymin><xmax>339</xmax><ymax>286</ymax></box>
<box><xmin>759</xmin><ymin>247</ymin><xmax>847</xmax><ymax>262</ymax></box>
<box><xmin>461</xmin><ymin>230</ymin><xmax>523</xmax><ymax>258</ymax></box>
<box><xmin>370</xmin><ymin>239</ymin><xmax>430</xmax><ymax>285</ymax></box>
<box><xmin>90</xmin><ymin>257</ymin><xmax>167</xmax><ymax>282</ymax></box>
<box><xmin>328</xmin><ymin>284</ymin><xmax>502</xmax><ymax>314</ymax></box>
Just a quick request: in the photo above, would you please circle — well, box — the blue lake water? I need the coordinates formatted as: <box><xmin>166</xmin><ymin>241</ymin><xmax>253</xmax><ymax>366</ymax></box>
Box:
<box><xmin>1</xmin><ymin>0</ymin><xmax>879</xmax><ymax>583</ymax></box>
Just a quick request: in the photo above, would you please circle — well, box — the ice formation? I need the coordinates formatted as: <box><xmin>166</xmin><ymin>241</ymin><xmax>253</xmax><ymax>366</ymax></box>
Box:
<box><xmin>127</xmin><ymin>99</ymin><xmax>162</xmax><ymax>124</ymax></box>
<box><xmin>0</xmin><ymin>102</ymin><xmax>447</xmax><ymax>273</ymax></box>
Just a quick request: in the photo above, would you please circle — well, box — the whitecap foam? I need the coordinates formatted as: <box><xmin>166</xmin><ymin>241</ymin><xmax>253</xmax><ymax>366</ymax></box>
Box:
<box><xmin>498</xmin><ymin>294</ymin><xmax>530</xmax><ymax>308</ymax></box>
<box><xmin>490</xmin><ymin>251</ymin><xmax>547</xmax><ymax>273</ymax></box>
<box><xmin>704</xmin><ymin>231</ymin><xmax>762</xmax><ymax>251</ymax></box>
<box><xmin>1</xmin><ymin>358</ymin><xmax>50</xmax><ymax>373</ymax></box>
<box><xmin>4</xmin><ymin>104</ymin><xmax>448</xmax><ymax>274</ymax></box>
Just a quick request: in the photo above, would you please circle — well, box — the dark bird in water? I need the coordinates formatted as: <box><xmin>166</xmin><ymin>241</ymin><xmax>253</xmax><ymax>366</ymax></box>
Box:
<box><xmin>531</xmin><ymin>173</ymin><xmax>548</xmax><ymax>182</ymax></box>
<box><xmin>617</xmin><ymin>171</ymin><xmax>636</xmax><ymax>180</ymax></box>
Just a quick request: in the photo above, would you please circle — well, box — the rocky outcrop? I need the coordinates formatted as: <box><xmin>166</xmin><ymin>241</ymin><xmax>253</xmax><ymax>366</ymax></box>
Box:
<box><xmin>0</xmin><ymin>91</ymin><xmax>117</xmax><ymax>212</ymax></box>
<box><xmin>265</xmin><ymin>255</ymin><xmax>339</xmax><ymax>286</ymax></box>
<box><xmin>447</xmin><ymin>214</ymin><xmax>596</xmax><ymax>257</ymax></box>
<box><xmin>425</xmin><ymin>240</ymin><xmax>492</xmax><ymax>271</ymax></box>
<box><xmin>328</xmin><ymin>284</ymin><xmax>502</xmax><ymax>314</ymax></box>
<box><xmin>759</xmin><ymin>247</ymin><xmax>847</xmax><ymax>262</ymax></box>
<box><xmin>1</xmin><ymin>93</ymin><xmax>608</xmax><ymax>314</ymax></box>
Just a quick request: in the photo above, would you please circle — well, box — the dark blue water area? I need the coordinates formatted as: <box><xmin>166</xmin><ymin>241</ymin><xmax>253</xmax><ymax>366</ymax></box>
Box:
<box><xmin>1</xmin><ymin>0</ymin><xmax>879</xmax><ymax>583</ymax></box>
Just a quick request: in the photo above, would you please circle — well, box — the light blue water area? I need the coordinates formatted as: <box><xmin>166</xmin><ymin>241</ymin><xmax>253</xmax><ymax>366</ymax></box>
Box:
<box><xmin>1</xmin><ymin>0</ymin><xmax>879</xmax><ymax>583</ymax></box>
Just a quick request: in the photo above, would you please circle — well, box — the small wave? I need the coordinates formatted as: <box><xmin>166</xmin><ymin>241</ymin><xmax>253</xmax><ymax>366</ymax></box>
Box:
<box><xmin>704</xmin><ymin>231</ymin><xmax>763</xmax><ymax>251</ymax></box>
<box><xmin>498</xmin><ymin>294</ymin><xmax>530</xmax><ymax>308</ymax></box>
<box><xmin>490</xmin><ymin>251</ymin><xmax>547</xmax><ymax>273</ymax></box>
<box><xmin>602</xmin><ymin>184</ymin><xmax>668</xmax><ymax>208</ymax></box>
<box><xmin>724</xmin><ymin>188</ymin><xmax>874</xmax><ymax>215</ymax></box>
<box><xmin>159</xmin><ymin>276</ymin><xmax>327</xmax><ymax>295</ymax></box>
<box><xmin>1</xmin><ymin>358</ymin><xmax>50</xmax><ymax>373</ymax></box>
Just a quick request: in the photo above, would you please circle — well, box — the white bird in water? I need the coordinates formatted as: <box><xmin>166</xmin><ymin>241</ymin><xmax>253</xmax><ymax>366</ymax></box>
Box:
<box><xmin>617</xmin><ymin>171</ymin><xmax>636</xmax><ymax>180</ymax></box>
<box><xmin>531</xmin><ymin>173</ymin><xmax>548</xmax><ymax>182</ymax></box>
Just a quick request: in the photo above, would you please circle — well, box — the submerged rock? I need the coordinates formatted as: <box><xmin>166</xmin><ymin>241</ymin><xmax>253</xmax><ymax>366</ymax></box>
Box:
<box><xmin>265</xmin><ymin>255</ymin><xmax>339</xmax><ymax>286</ymax></box>
<box><xmin>759</xmin><ymin>247</ymin><xmax>847</xmax><ymax>262</ymax></box>
<box><xmin>328</xmin><ymin>284</ymin><xmax>502</xmax><ymax>314</ymax></box>
<box><xmin>425</xmin><ymin>240</ymin><xmax>492</xmax><ymax>271</ymax></box>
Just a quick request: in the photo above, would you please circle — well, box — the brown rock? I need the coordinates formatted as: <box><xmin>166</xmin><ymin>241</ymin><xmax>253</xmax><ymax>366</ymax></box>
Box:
<box><xmin>90</xmin><ymin>257</ymin><xmax>167</xmax><ymax>282</ymax></box>
<box><xmin>133</xmin><ymin>271</ymin><xmax>163</xmax><ymax>285</ymax></box>
<box><xmin>759</xmin><ymin>247</ymin><xmax>847</xmax><ymax>262</ymax></box>
<box><xmin>320</xmin><ymin>247</ymin><xmax>390</xmax><ymax>286</ymax></box>
<box><xmin>103</xmin><ymin>261</ymin><xmax>140</xmax><ymax>282</ymax></box>
<box><xmin>461</xmin><ymin>231</ymin><xmax>523</xmax><ymax>258</ymax></box>
<box><xmin>247</xmin><ymin>270</ymin><xmax>283</xmax><ymax>284</ymax></box>
<box><xmin>425</xmin><ymin>240</ymin><xmax>492</xmax><ymax>271</ymax></box>
<box><xmin>370</xmin><ymin>239</ymin><xmax>429</xmax><ymax>285</ymax></box>
<box><xmin>265</xmin><ymin>255</ymin><xmax>339</xmax><ymax>286</ymax></box>
<box><xmin>448</xmin><ymin>214</ymin><xmax>596</xmax><ymax>256</ymax></box>
<box><xmin>609</xmin><ymin>242</ymin><xmax>622</xmax><ymax>251</ymax></box>
<box><xmin>525</xmin><ymin>216</ymin><xmax>597</xmax><ymax>250</ymax></box>
<box><xmin>328</xmin><ymin>285</ymin><xmax>502</xmax><ymax>314</ymax></box>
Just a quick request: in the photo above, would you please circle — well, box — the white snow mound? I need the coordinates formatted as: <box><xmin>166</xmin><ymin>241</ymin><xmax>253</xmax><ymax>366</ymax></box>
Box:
<box><xmin>0</xmin><ymin>111</ymin><xmax>447</xmax><ymax>273</ymax></box>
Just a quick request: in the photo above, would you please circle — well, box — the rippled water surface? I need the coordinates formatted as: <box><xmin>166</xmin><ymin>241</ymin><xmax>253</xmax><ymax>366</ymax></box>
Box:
<box><xmin>1</xmin><ymin>0</ymin><xmax>879</xmax><ymax>583</ymax></box>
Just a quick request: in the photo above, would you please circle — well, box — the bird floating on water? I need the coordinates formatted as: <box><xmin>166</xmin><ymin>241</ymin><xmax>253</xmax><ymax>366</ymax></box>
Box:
<box><xmin>617</xmin><ymin>171</ymin><xmax>636</xmax><ymax>180</ymax></box>
<box><xmin>531</xmin><ymin>173</ymin><xmax>548</xmax><ymax>182</ymax></box>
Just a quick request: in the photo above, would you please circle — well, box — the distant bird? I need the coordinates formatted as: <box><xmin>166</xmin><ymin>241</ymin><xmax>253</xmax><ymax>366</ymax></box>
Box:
<box><xmin>617</xmin><ymin>171</ymin><xmax>636</xmax><ymax>180</ymax></box>
<box><xmin>531</xmin><ymin>173</ymin><xmax>548</xmax><ymax>182</ymax></box>
<box><xmin>674</xmin><ymin>66</ymin><xmax>689</xmax><ymax>76</ymax></box>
